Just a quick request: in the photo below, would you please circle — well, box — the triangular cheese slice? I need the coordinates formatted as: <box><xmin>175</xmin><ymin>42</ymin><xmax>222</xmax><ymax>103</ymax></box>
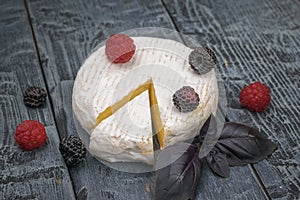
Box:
<box><xmin>95</xmin><ymin>79</ymin><xmax>165</xmax><ymax>149</ymax></box>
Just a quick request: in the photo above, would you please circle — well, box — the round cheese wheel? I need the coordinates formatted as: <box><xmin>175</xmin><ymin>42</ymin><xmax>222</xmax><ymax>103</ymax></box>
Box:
<box><xmin>72</xmin><ymin>37</ymin><xmax>218</xmax><ymax>165</ymax></box>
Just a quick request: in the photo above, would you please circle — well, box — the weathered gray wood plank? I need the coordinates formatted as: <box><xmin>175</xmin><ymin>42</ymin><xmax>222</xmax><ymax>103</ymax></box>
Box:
<box><xmin>162</xmin><ymin>0</ymin><xmax>300</xmax><ymax>199</ymax></box>
<box><xmin>0</xmin><ymin>0</ymin><xmax>75</xmax><ymax>199</ymax></box>
<box><xmin>26</xmin><ymin>0</ymin><xmax>175</xmax><ymax>199</ymax></box>
<box><xmin>26</xmin><ymin>0</ymin><xmax>278</xmax><ymax>199</ymax></box>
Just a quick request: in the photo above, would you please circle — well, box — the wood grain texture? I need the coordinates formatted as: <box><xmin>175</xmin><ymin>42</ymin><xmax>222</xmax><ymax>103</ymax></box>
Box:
<box><xmin>24</xmin><ymin>0</ymin><xmax>279</xmax><ymax>199</ymax></box>
<box><xmin>162</xmin><ymin>0</ymin><xmax>300</xmax><ymax>199</ymax></box>
<box><xmin>26</xmin><ymin>0</ymin><xmax>175</xmax><ymax>198</ymax></box>
<box><xmin>0</xmin><ymin>0</ymin><xmax>75</xmax><ymax>199</ymax></box>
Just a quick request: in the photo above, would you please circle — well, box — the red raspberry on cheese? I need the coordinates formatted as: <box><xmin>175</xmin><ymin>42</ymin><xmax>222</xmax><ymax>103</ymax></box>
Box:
<box><xmin>105</xmin><ymin>34</ymin><xmax>136</xmax><ymax>63</ymax></box>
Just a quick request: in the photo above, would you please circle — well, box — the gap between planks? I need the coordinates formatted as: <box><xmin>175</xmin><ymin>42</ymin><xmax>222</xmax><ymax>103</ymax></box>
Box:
<box><xmin>250</xmin><ymin>164</ymin><xmax>272</xmax><ymax>200</ymax></box>
<box><xmin>160</xmin><ymin>0</ymin><xmax>181</xmax><ymax>31</ymax></box>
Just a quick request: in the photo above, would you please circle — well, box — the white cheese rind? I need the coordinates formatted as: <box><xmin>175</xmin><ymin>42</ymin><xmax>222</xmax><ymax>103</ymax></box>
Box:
<box><xmin>72</xmin><ymin>37</ymin><xmax>218</xmax><ymax>165</ymax></box>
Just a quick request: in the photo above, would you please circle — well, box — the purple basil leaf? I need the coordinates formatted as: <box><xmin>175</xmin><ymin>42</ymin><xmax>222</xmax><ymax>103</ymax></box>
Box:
<box><xmin>206</xmin><ymin>148</ymin><xmax>230</xmax><ymax>178</ymax></box>
<box><xmin>216</xmin><ymin>122</ymin><xmax>277</xmax><ymax>166</ymax></box>
<box><xmin>155</xmin><ymin>143</ymin><xmax>202</xmax><ymax>200</ymax></box>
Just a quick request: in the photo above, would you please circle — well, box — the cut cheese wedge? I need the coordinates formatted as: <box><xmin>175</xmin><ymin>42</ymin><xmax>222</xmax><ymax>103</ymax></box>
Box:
<box><xmin>95</xmin><ymin>79</ymin><xmax>165</xmax><ymax>149</ymax></box>
<box><xmin>95</xmin><ymin>79</ymin><xmax>151</xmax><ymax>127</ymax></box>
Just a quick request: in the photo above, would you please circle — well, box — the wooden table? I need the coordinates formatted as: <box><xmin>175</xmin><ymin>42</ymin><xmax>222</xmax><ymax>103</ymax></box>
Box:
<box><xmin>1</xmin><ymin>0</ymin><xmax>299</xmax><ymax>199</ymax></box>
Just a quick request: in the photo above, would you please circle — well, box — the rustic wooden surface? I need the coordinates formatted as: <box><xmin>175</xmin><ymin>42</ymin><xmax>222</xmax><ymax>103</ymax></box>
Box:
<box><xmin>0</xmin><ymin>0</ymin><xmax>299</xmax><ymax>199</ymax></box>
<box><xmin>162</xmin><ymin>0</ymin><xmax>300</xmax><ymax>199</ymax></box>
<box><xmin>0</xmin><ymin>0</ymin><xmax>74</xmax><ymax>199</ymax></box>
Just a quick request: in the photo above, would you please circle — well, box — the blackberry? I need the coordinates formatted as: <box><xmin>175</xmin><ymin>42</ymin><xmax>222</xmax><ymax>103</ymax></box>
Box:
<box><xmin>59</xmin><ymin>135</ymin><xmax>86</xmax><ymax>166</ymax></box>
<box><xmin>23</xmin><ymin>86</ymin><xmax>47</xmax><ymax>107</ymax></box>
<box><xmin>188</xmin><ymin>47</ymin><xmax>217</xmax><ymax>75</ymax></box>
<box><xmin>173</xmin><ymin>86</ymin><xmax>200</xmax><ymax>113</ymax></box>
<box><xmin>204</xmin><ymin>47</ymin><xmax>217</xmax><ymax>64</ymax></box>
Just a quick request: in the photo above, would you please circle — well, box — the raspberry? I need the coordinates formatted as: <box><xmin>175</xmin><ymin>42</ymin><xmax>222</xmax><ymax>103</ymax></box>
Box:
<box><xmin>189</xmin><ymin>47</ymin><xmax>216</xmax><ymax>75</ymax></box>
<box><xmin>240</xmin><ymin>82</ymin><xmax>271</xmax><ymax>112</ymax></box>
<box><xmin>173</xmin><ymin>86</ymin><xmax>200</xmax><ymax>112</ymax></box>
<box><xmin>14</xmin><ymin>120</ymin><xmax>47</xmax><ymax>150</ymax></box>
<box><xmin>59</xmin><ymin>135</ymin><xmax>86</xmax><ymax>166</ymax></box>
<box><xmin>105</xmin><ymin>34</ymin><xmax>136</xmax><ymax>63</ymax></box>
<box><xmin>23</xmin><ymin>86</ymin><xmax>47</xmax><ymax>107</ymax></box>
